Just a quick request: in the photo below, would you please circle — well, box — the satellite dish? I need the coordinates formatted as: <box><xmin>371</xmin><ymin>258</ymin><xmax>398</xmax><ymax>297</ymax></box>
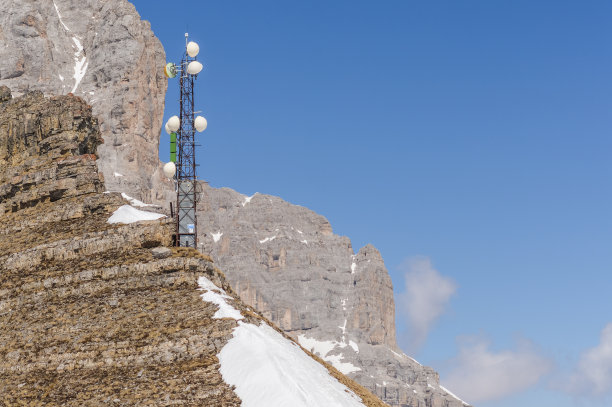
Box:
<box><xmin>194</xmin><ymin>116</ymin><xmax>207</xmax><ymax>132</ymax></box>
<box><xmin>167</xmin><ymin>116</ymin><xmax>180</xmax><ymax>132</ymax></box>
<box><xmin>163</xmin><ymin>161</ymin><xmax>176</xmax><ymax>178</ymax></box>
<box><xmin>187</xmin><ymin>41</ymin><xmax>200</xmax><ymax>58</ymax></box>
<box><xmin>187</xmin><ymin>61</ymin><xmax>203</xmax><ymax>75</ymax></box>
<box><xmin>165</xmin><ymin>122</ymin><xmax>172</xmax><ymax>135</ymax></box>
<box><xmin>164</xmin><ymin>63</ymin><xmax>177</xmax><ymax>79</ymax></box>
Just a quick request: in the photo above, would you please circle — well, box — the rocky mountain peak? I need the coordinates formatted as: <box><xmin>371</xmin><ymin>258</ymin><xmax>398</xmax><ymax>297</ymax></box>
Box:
<box><xmin>0</xmin><ymin>89</ymin><xmax>388</xmax><ymax>407</ymax></box>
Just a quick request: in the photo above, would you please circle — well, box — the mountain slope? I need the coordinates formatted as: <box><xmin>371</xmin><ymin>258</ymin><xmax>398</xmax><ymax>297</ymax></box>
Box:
<box><xmin>0</xmin><ymin>89</ymin><xmax>387</xmax><ymax>406</ymax></box>
<box><xmin>198</xmin><ymin>187</ymin><xmax>470</xmax><ymax>407</ymax></box>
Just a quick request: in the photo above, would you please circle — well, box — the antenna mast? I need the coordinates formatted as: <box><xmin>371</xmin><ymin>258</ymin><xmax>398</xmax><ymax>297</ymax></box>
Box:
<box><xmin>162</xmin><ymin>34</ymin><xmax>207</xmax><ymax>248</ymax></box>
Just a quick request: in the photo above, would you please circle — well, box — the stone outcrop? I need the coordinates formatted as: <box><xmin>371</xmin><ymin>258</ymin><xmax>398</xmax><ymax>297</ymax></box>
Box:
<box><xmin>0</xmin><ymin>1</ymin><xmax>470</xmax><ymax>404</ymax></box>
<box><xmin>0</xmin><ymin>90</ymin><xmax>388</xmax><ymax>406</ymax></box>
<box><xmin>0</xmin><ymin>0</ymin><xmax>171</xmax><ymax>203</ymax></box>
<box><xmin>198</xmin><ymin>187</ymin><xmax>470</xmax><ymax>407</ymax></box>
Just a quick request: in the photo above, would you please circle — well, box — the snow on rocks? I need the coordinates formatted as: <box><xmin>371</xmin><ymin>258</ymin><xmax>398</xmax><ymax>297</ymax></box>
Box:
<box><xmin>53</xmin><ymin>1</ymin><xmax>88</xmax><ymax>94</ymax></box>
<box><xmin>241</xmin><ymin>193</ymin><xmax>257</xmax><ymax>207</ymax></box>
<box><xmin>212</xmin><ymin>231</ymin><xmax>223</xmax><ymax>243</ymax></box>
<box><xmin>219</xmin><ymin>322</ymin><xmax>365</xmax><ymax>407</ymax></box>
<box><xmin>297</xmin><ymin>335</ymin><xmax>361</xmax><ymax>375</ymax></box>
<box><xmin>439</xmin><ymin>385</ymin><xmax>470</xmax><ymax>406</ymax></box>
<box><xmin>121</xmin><ymin>192</ymin><xmax>157</xmax><ymax>208</ymax></box>
<box><xmin>198</xmin><ymin>276</ymin><xmax>243</xmax><ymax>320</ymax></box>
<box><xmin>107</xmin><ymin>205</ymin><xmax>165</xmax><ymax>224</ymax></box>
<box><xmin>259</xmin><ymin>236</ymin><xmax>276</xmax><ymax>244</ymax></box>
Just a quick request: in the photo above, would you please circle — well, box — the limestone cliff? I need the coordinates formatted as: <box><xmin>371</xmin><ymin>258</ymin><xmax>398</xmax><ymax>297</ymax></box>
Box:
<box><xmin>0</xmin><ymin>0</ymin><xmax>170</xmax><ymax>203</ymax></box>
<box><xmin>0</xmin><ymin>1</ymin><xmax>471</xmax><ymax>404</ymax></box>
<box><xmin>198</xmin><ymin>187</ymin><xmax>470</xmax><ymax>407</ymax></box>
<box><xmin>0</xmin><ymin>90</ymin><xmax>389</xmax><ymax>406</ymax></box>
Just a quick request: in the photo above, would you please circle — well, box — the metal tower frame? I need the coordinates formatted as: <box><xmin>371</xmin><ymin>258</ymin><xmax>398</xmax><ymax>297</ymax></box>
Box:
<box><xmin>175</xmin><ymin>37</ymin><xmax>198</xmax><ymax>247</ymax></box>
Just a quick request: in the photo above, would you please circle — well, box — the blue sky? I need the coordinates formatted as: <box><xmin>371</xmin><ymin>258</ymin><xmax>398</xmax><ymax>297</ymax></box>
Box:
<box><xmin>131</xmin><ymin>1</ymin><xmax>612</xmax><ymax>405</ymax></box>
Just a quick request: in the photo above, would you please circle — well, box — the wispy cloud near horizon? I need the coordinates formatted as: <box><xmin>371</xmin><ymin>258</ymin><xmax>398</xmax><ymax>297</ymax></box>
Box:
<box><xmin>566</xmin><ymin>322</ymin><xmax>612</xmax><ymax>397</ymax></box>
<box><xmin>397</xmin><ymin>256</ymin><xmax>456</xmax><ymax>353</ymax></box>
<box><xmin>443</xmin><ymin>336</ymin><xmax>553</xmax><ymax>403</ymax></box>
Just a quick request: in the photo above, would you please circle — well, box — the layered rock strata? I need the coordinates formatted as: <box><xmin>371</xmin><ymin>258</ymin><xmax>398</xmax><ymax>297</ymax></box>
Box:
<box><xmin>198</xmin><ymin>187</ymin><xmax>470</xmax><ymax>407</ymax></box>
<box><xmin>0</xmin><ymin>90</ymin><xmax>388</xmax><ymax>406</ymax></box>
<box><xmin>0</xmin><ymin>0</ymin><xmax>170</xmax><ymax>203</ymax></box>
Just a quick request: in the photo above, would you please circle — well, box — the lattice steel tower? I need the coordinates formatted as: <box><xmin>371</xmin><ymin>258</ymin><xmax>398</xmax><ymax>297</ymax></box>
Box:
<box><xmin>162</xmin><ymin>34</ymin><xmax>207</xmax><ymax>248</ymax></box>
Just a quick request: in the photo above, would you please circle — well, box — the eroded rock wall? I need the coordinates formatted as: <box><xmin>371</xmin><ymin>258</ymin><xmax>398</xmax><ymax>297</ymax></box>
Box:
<box><xmin>198</xmin><ymin>186</ymin><xmax>469</xmax><ymax>407</ymax></box>
<box><xmin>0</xmin><ymin>0</ymin><xmax>170</xmax><ymax>203</ymax></box>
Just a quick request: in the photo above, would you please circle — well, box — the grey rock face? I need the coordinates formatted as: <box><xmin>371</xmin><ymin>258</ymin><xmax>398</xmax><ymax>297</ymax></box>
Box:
<box><xmin>198</xmin><ymin>185</ymin><xmax>470</xmax><ymax>407</ymax></box>
<box><xmin>0</xmin><ymin>0</ymin><xmax>171</xmax><ymax>203</ymax></box>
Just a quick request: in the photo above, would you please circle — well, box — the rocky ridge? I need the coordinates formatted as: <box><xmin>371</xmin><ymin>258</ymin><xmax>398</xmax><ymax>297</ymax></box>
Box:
<box><xmin>0</xmin><ymin>89</ymin><xmax>387</xmax><ymax>406</ymax></box>
<box><xmin>0</xmin><ymin>1</ymin><xmax>471</xmax><ymax>405</ymax></box>
<box><xmin>198</xmin><ymin>187</ymin><xmax>470</xmax><ymax>407</ymax></box>
<box><xmin>0</xmin><ymin>0</ymin><xmax>170</xmax><ymax>203</ymax></box>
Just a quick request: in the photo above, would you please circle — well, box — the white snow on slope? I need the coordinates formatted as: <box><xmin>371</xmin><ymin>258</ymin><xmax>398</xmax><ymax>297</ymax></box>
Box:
<box><xmin>219</xmin><ymin>322</ymin><xmax>365</xmax><ymax>407</ymax></box>
<box><xmin>298</xmin><ymin>335</ymin><xmax>361</xmax><ymax>375</ymax></box>
<box><xmin>121</xmin><ymin>192</ymin><xmax>157</xmax><ymax>208</ymax></box>
<box><xmin>212</xmin><ymin>231</ymin><xmax>223</xmax><ymax>243</ymax></box>
<box><xmin>242</xmin><ymin>193</ymin><xmax>257</xmax><ymax>207</ymax></box>
<box><xmin>114</xmin><ymin>172</ymin><xmax>124</xmax><ymax>177</ymax></box>
<box><xmin>107</xmin><ymin>205</ymin><xmax>165</xmax><ymax>224</ymax></box>
<box><xmin>439</xmin><ymin>384</ymin><xmax>470</xmax><ymax>406</ymax></box>
<box><xmin>259</xmin><ymin>236</ymin><xmax>276</xmax><ymax>244</ymax></box>
<box><xmin>53</xmin><ymin>1</ymin><xmax>88</xmax><ymax>94</ymax></box>
<box><xmin>198</xmin><ymin>276</ymin><xmax>243</xmax><ymax>320</ymax></box>
<box><xmin>389</xmin><ymin>348</ymin><xmax>422</xmax><ymax>366</ymax></box>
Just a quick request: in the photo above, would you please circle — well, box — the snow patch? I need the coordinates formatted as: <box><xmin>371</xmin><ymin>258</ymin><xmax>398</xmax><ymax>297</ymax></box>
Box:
<box><xmin>53</xmin><ymin>2</ymin><xmax>71</xmax><ymax>32</ymax></box>
<box><xmin>301</xmin><ymin>240</ymin><xmax>308</xmax><ymax>244</ymax></box>
<box><xmin>348</xmin><ymin>340</ymin><xmax>359</xmax><ymax>353</ymax></box>
<box><xmin>339</xmin><ymin>319</ymin><xmax>347</xmax><ymax>335</ymax></box>
<box><xmin>241</xmin><ymin>193</ymin><xmax>257</xmax><ymax>207</ymax></box>
<box><xmin>107</xmin><ymin>205</ymin><xmax>165</xmax><ymax>224</ymax></box>
<box><xmin>259</xmin><ymin>236</ymin><xmax>276</xmax><ymax>244</ymax></box>
<box><xmin>54</xmin><ymin>1</ymin><xmax>89</xmax><ymax>93</ymax></box>
<box><xmin>219</xmin><ymin>322</ymin><xmax>365</xmax><ymax>407</ymax></box>
<box><xmin>351</xmin><ymin>262</ymin><xmax>356</xmax><ymax>274</ymax></box>
<box><xmin>58</xmin><ymin>74</ymin><xmax>64</xmax><ymax>81</ymax></box>
<box><xmin>198</xmin><ymin>276</ymin><xmax>243</xmax><ymax>320</ymax></box>
<box><xmin>121</xmin><ymin>192</ymin><xmax>157</xmax><ymax>208</ymax></box>
<box><xmin>296</xmin><ymin>229</ymin><xmax>303</xmax><ymax>234</ymax></box>
<box><xmin>70</xmin><ymin>36</ymin><xmax>88</xmax><ymax>93</ymax></box>
<box><xmin>389</xmin><ymin>349</ymin><xmax>422</xmax><ymax>366</ymax></box>
<box><xmin>298</xmin><ymin>335</ymin><xmax>361</xmax><ymax>375</ymax></box>
<box><xmin>212</xmin><ymin>231</ymin><xmax>223</xmax><ymax>243</ymax></box>
<box><xmin>439</xmin><ymin>385</ymin><xmax>470</xmax><ymax>406</ymax></box>
<box><xmin>113</xmin><ymin>172</ymin><xmax>123</xmax><ymax>177</ymax></box>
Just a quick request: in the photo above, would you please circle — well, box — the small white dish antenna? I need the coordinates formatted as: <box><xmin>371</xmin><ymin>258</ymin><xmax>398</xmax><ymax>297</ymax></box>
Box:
<box><xmin>194</xmin><ymin>116</ymin><xmax>208</xmax><ymax>132</ymax></box>
<box><xmin>163</xmin><ymin>161</ymin><xmax>176</xmax><ymax>178</ymax></box>
<box><xmin>165</xmin><ymin>122</ymin><xmax>172</xmax><ymax>135</ymax></box>
<box><xmin>187</xmin><ymin>41</ymin><xmax>200</xmax><ymax>58</ymax></box>
<box><xmin>187</xmin><ymin>61</ymin><xmax>203</xmax><ymax>75</ymax></box>
<box><xmin>167</xmin><ymin>116</ymin><xmax>180</xmax><ymax>132</ymax></box>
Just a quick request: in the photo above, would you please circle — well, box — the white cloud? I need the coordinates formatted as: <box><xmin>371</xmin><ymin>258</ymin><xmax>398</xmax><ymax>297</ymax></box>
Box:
<box><xmin>443</xmin><ymin>337</ymin><xmax>553</xmax><ymax>403</ymax></box>
<box><xmin>397</xmin><ymin>256</ymin><xmax>456</xmax><ymax>352</ymax></box>
<box><xmin>568</xmin><ymin>323</ymin><xmax>612</xmax><ymax>396</ymax></box>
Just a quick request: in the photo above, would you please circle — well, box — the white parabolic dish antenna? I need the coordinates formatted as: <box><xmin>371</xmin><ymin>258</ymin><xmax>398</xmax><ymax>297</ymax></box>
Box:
<box><xmin>163</xmin><ymin>161</ymin><xmax>176</xmax><ymax>178</ymax></box>
<box><xmin>187</xmin><ymin>61</ymin><xmax>203</xmax><ymax>75</ymax></box>
<box><xmin>165</xmin><ymin>122</ymin><xmax>171</xmax><ymax>135</ymax></box>
<box><xmin>167</xmin><ymin>116</ymin><xmax>180</xmax><ymax>132</ymax></box>
<box><xmin>187</xmin><ymin>41</ymin><xmax>200</xmax><ymax>58</ymax></box>
<box><xmin>195</xmin><ymin>116</ymin><xmax>207</xmax><ymax>132</ymax></box>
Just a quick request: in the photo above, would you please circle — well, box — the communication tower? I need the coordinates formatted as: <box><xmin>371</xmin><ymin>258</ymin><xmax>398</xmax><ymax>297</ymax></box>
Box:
<box><xmin>162</xmin><ymin>34</ymin><xmax>207</xmax><ymax>247</ymax></box>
